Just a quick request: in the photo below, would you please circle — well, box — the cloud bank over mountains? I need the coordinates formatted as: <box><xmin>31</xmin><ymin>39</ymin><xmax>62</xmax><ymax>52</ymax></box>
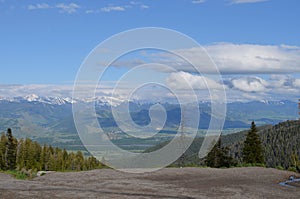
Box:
<box><xmin>1</xmin><ymin>73</ymin><xmax>299</xmax><ymax>103</ymax></box>
<box><xmin>141</xmin><ymin>43</ymin><xmax>300</xmax><ymax>74</ymax></box>
<box><xmin>91</xmin><ymin>42</ymin><xmax>300</xmax><ymax>102</ymax></box>
<box><xmin>1</xmin><ymin>42</ymin><xmax>300</xmax><ymax>103</ymax></box>
<box><xmin>1</xmin><ymin>42</ymin><xmax>299</xmax><ymax>103</ymax></box>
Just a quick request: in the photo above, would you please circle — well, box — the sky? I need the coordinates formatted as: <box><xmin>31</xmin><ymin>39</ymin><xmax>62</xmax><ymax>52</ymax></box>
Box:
<box><xmin>0</xmin><ymin>0</ymin><xmax>300</xmax><ymax>102</ymax></box>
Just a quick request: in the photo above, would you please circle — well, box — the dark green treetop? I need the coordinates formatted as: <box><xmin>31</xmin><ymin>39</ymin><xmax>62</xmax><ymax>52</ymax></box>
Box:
<box><xmin>242</xmin><ymin>121</ymin><xmax>265</xmax><ymax>164</ymax></box>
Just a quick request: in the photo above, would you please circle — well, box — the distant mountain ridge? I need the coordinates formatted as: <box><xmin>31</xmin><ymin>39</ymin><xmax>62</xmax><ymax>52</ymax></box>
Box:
<box><xmin>0</xmin><ymin>94</ymin><xmax>298</xmax><ymax>108</ymax></box>
<box><xmin>0</xmin><ymin>96</ymin><xmax>298</xmax><ymax>149</ymax></box>
<box><xmin>0</xmin><ymin>94</ymin><xmax>124</xmax><ymax>106</ymax></box>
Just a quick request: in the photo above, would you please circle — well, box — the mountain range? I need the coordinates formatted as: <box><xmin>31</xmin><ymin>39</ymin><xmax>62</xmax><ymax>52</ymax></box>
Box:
<box><xmin>0</xmin><ymin>94</ymin><xmax>298</xmax><ymax>150</ymax></box>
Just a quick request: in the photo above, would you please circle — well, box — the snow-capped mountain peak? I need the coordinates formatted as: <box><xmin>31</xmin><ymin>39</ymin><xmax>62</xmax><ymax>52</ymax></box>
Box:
<box><xmin>24</xmin><ymin>94</ymin><xmax>40</xmax><ymax>102</ymax></box>
<box><xmin>0</xmin><ymin>94</ymin><xmax>126</xmax><ymax>106</ymax></box>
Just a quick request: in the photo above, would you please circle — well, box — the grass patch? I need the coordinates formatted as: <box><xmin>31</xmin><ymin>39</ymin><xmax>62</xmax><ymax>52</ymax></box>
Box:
<box><xmin>236</xmin><ymin>163</ymin><xmax>266</xmax><ymax>168</ymax></box>
<box><xmin>4</xmin><ymin>170</ymin><xmax>28</xmax><ymax>180</ymax></box>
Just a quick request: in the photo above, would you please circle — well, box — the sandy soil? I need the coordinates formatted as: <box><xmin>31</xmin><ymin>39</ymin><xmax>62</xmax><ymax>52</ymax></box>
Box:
<box><xmin>0</xmin><ymin>167</ymin><xmax>299</xmax><ymax>199</ymax></box>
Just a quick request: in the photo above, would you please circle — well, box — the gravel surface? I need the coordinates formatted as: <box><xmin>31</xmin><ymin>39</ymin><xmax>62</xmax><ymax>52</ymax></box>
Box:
<box><xmin>0</xmin><ymin>167</ymin><xmax>299</xmax><ymax>199</ymax></box>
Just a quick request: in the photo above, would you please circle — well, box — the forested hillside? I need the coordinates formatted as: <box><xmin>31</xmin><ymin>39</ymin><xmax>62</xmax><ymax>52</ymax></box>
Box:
<box><xmin>0</xmin><ymin>129</ymin><xmax>103</xmax><ymax>175</ymax></box>
<box><xmin>228</xmin><ymin>120</ymin><xmax>300</xmax><ymax>169</ymax></box>
<box><xmin>147</xmin><ymin>120</ymin><xmax>300</xmax><ymax>170</ymax></box>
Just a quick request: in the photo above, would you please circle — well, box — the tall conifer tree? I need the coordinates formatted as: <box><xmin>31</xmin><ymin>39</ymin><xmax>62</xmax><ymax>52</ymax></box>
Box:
<box><xmin>242</xmin><ymin>121</ymin><xmax>264</xmax><ymax>164</ymax></box>
<box><xmin>5</xmin><ymin>128</ymin><xmax>16</xmax><ymax>170</ymax></box>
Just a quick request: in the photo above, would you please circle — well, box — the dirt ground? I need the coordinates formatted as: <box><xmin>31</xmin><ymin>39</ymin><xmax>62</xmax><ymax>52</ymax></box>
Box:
<box><xmin>0</xmin><ymin>167</ymin><xmax>299</xmax><ymax>199</ymax></box>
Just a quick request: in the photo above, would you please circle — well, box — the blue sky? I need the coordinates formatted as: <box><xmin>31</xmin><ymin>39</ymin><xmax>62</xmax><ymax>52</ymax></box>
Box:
<box><xmin>0</xmin><ymin>0</ymin><xmax>300</xmax><ymax>101</ymax></box>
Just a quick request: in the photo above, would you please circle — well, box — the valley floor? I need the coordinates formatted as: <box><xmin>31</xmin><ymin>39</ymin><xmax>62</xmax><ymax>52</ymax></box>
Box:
<box><xmin>0</xmin><ymin>167</ymin><xmax>299</xmax><ymax>199</ymax></box>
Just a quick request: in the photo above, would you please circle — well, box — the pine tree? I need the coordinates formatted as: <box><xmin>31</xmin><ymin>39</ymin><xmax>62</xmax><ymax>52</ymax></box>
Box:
<box><xmin>0</xmin><ymin>133</ymin><xmax>7</xmax><ymax>170</ymax></box>
<box><xmin>16</xmin><ymin>138</ymin><xmax>24</xmax><ymax>169</ymax></box>
<box><xmin>75</xmin><ymin>151</ymin><xmax>84</xmax><ymax>171</ymax></box>
<box><xmin>205</xmin><ymin>138</ymin><xmax>236</xmax><ymax>168</ymax></box>
<box><xmin>40</xmin><ymin>144</ymin><xmax>48</xmax><ymax>170</ymax></box>
<box><xmin>290</xmin><ymin>153</ymin><xmax>300</xmax><ymax>172</ymax></box>
<box><xmin>0</xmin><ymin>128</ymin><xmax>103</xmax><ymax>172</ymax></box>
<box><xmin>62</xmin><ymin>149</ymin><xmax>68</xmax><ymax>171</ymax></box>
<box><xmin>68</xmin><ymin>152</ymin><xmax>76</xmax><ymax>170</ymax></box>
<box><xmin>5</xmin><ymin>128</ymin><xmax>17</xmax><ymax>170</ymax></box>
<box><xmin>242</xmin><ymin>121</ymin><xmax>264</xmax><ymax>164</ymax></box>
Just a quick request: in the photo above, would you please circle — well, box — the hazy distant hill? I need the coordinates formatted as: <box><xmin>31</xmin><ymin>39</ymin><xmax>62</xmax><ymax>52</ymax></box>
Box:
<box><xmin>0</xmin><ymin>97</ymin><xmax>298</xmax><ymax>149</ymax></box>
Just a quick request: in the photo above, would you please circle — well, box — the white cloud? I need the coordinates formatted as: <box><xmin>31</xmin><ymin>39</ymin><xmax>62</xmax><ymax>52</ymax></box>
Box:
<box><xmin>129</xmin><ymin>1</ymin><xmax>150</xmax><ymax>8</ymax></box>
<box><xmin>269</xmin><ymin>75</ymin><xmax>292</xmax><ymax>88</ymax></box>
<box><xmin>192</xmin><ymin>0</ymin><xmax>206</xmax><ymax>4</ymax></box>
<box><xmin>166</xmin><ymin>71</ymin><xmax>225</xmax><ymax>90</ymax></box>
<box><xmin>28</xmin><ymin>3</ymin><xmax>51</xmax><ymax>10</ymax></box>
<box><xmin>99</xmin><ymin>2</ymin><xmax>149</xmax><ymax>13</ymax></box>
<box><xmin>85</xmin><ymin>10</ymin><xmax>94</xmax><ymax>14</ymax></box>
<box><xmin>27</xmin><ymin>2</ymin><xmax>148</xmax><ymax>14</ymax></box>
<box><xmin>27</xmin><ymin>3</ymin><xmax>80</xmax><ymax>14</ymax></box>
<box><xmin>293</xmin><ymin>79</ymin><xmax>300</xmax><ymax>88</ymax></box>
<box><xmin>151</xmin><ymin>43</ymin><xmax>300</xmax><ymax>74</ymax></box>
<box><xmin>108</xmin><ymin>43</ymin><xmax>299</xmax><ymax>75</ymax></box>
<box><xmin>100</xmin><ymin>6</ymin><xmax>126</xmax><ymax>12</ymax></box>
<box><xmin>56</xmin><ymin>3</ymin><xmax>80</xmax><ymax>14</ymax></box>
<box><xmin>223</xmin><ymin>75</ymin><xmax>300</xmax><ymax>100</ymax></box>
<box><xmin>230</xmin><ymin>76</ymin><xmax>268</xmax><ymax>92</ymax></box>
<box><xmin>207</xmin><ymin>43</ymin><xmax>300</xmax><ymax>74</ymax></box>
<box><xmin>230</xmin><ymin>0</ymin><xmax>268</xmax><ymax>4</ymax></box>
<box><xmin>1</xmin><ymin>74</ymin><xmax>300</xmax><ymax>102</ymax></box>
<box><xmin>269</xmin><ymin>75</ymin><xmax>300</xmax><ymax>90</ymax></box>
<box><xmin>140</xmin><ymin>4</ymin><xmax>150</xmax><ymax>9</ymax></box>
<box><xmin>130</xmin><ymin>1</ymin><xmax>140</xmax><ymax>5</ymax></box>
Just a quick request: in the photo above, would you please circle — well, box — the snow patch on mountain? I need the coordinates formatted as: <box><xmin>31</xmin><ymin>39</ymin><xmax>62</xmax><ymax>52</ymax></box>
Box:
<box><xmin>0</xmin><ymin>93</ymin><xmax>295</xmax><ymax>107</ymax></box>
<box><xmin>0</xmin><ymin>94</ymin><xmax>126</xmax><ymax>106</ymax></box>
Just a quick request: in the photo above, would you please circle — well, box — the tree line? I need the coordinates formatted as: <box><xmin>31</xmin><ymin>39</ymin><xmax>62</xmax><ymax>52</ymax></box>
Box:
<box><xmin>205</xmin><ymin>121</ymin><xmax>266</xmax><ymax>168</ymax></box>
<box><xmin>0</xmin><ymin>128</ymin><xmax>103</xmax><ymax>172</ymax></box>
<box><xmin>227</xmin><ymin>120</ymin><xmax>300</xmax><ymax>171</ymax></box>
<box><xmin>149</xmin><ymin>120</ymin><xmax>299</xmax><ymax>171</ymax></box>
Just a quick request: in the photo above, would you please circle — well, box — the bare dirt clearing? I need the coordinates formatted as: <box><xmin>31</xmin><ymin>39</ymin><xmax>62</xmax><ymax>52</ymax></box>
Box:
<box><xmin>0</xmin><ymin>167</ymin><xmax>299</xmax><ymax>199</ymax></box>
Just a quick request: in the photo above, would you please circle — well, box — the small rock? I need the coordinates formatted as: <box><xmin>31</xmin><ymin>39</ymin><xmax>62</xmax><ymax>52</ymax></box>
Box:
<box><xmin>37</xmin><ymin>171</ymin><xmax>52</xmax><ymax>177</ymax></box>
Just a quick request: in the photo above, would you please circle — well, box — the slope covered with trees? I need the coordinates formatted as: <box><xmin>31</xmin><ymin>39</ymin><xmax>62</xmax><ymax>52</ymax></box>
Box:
<box><xmin>0</xmin><ymin>128</ymin><xmax>103</xmax><ymax>173</ymax></box>
<box><xmin>205</xmin><ymin>138</ymin><xmax>237</xmax><ymax>168</ymax></box>
<box><xmin>146</xmin><ymin>120</ymin><xmax>300</xmax><ymax>171</ymax></box>
<box><xmin>228</xmin><ymin>120</ymin><xmax>300</xmax><ymax>170</ymax></box>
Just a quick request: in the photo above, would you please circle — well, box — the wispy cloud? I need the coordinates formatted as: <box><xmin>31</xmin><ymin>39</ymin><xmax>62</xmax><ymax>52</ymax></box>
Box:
<box><xmin>165</xmin><ymin>73</ymin><xmax>300</xmax><ymax>95</ymax></box>
<box><xmin>28</xmin><ymin>3</ymin><xmax>51</xmax><ymax>10</ymax></box>
<box><xmin>140</xmin><ymin>43</ymin><xmax>300</xmax><ymax>74</ymax></box>
<box><xmin>27</xmin><ymin>2</ymin><xmax>80</xmax><ymax>14</ymax></box>
<box><xmin>100</xmin><ymin>6</ymin><xmax>126</xmax><ymax>12</ymax></box>
<box><xmin>85</xmin><ymin>10</ymin><xmax>94</xmax><ymax>14</ymax></box>
<box><xmin>192</xmin><ymin>0</ymin><xmax>206</xmax><ymax>4</ymax></box>
<box><xmin>98</xmin><ymin>43</ymin><xmax>300</xmax><ymax>75</ymax></box>
<box><xmin>230</xmin><ymin>0</ymin><xmax>268</xmax><ymax>4</ymax></box>
<box><xmin>163</xmin><ymin>72</ymin><xmax>300</xmax><ymax>101</ymax></box>
<box><xmin>27</xmin><ymin>2</ymin><xmax>148</xmax><ymax>14</ymax></box>
<box><xmin>229</xmin><ymin>76</ymin><xmax>268</xmax><ymax>92</ymax></box>
<box><xmin>140</xmin><ymin>4</ymin><xmax>149</xmax><ymax>9</ymax></box>
<box><xmin>56</xmin><ymin>3</ymin><xmax>80</xmax><ymax>14</ymax></box>
<box><xmin>206</xmin><ymin>43</ymin><xmax>300</xmax><ymax>74</ymax></box>
<box><xmin>130</xmin><ymin>1</ymin><xmax>150</xmax><ymax>9</ymax></box>
<box><xmin>1</xmin><ymin>73</ymin><xmax>300</xmax><ymax>102</ymax></box>
<box><xmin>166</xmin><ymin>71</ymin><xmax>224</xmax><ymax>90</ymax></box>
<box><xmin>99</xmin><ymin>2</ymin><xmax>149</xmax><ymax>13</ymax></box>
